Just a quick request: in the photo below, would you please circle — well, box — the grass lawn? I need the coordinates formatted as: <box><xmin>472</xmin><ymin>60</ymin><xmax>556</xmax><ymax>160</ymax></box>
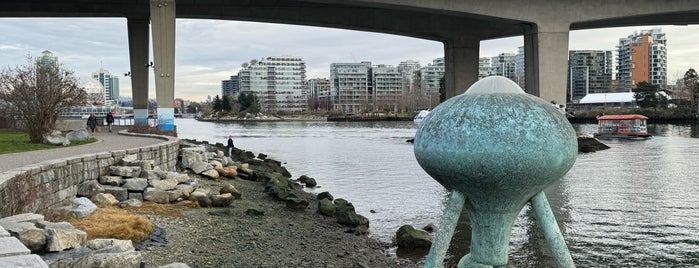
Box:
<box><xmin>0</xmin><ymin>129</ymin><xmax>97</xmax><ymax>155</ymax></box>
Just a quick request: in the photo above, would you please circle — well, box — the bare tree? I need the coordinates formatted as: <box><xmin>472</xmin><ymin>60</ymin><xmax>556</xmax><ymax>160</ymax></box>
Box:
<box><xmin>0</xmin><ymin>56</ymin><xmax>86</xmax><ymax>143</ymax></box>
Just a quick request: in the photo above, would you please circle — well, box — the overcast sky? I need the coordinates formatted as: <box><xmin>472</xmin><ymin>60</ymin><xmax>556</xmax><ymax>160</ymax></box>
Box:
<box><xmin>1</xmin><ymin>18</ymin><xmax>698</xmax><ymax>102</ymax></box>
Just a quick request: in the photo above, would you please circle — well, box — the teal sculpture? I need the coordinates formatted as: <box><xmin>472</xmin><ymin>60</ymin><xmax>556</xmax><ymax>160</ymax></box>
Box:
<box><xmin>413</xmin><ymin>76</ymin><xmax>577</xmax><ymax>267</ymax></box>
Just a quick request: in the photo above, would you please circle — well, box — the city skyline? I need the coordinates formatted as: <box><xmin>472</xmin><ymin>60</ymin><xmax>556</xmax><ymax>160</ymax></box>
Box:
<box><xmin>1</xmin><ymin>17</ymin><xmax>698</xmax><ymax>102</ymax></box>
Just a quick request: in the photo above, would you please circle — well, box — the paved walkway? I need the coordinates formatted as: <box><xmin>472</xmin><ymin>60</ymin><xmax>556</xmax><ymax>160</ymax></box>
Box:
<box><xmin>0</xmin><ymin>126</ymin><xmax>167</xmax><ymax>172</ymax></box>
<box><xmin>0</xmin><ymin>127</ymin><xmax>170</xmax><ymax>267</ymax></box>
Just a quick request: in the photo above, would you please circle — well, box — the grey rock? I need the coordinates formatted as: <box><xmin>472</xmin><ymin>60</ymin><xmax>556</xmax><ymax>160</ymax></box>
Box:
<box><xmin>0</xmin><ymin>213</ymin><xmax>44</xmax><ymax>224</ymax></box>
<box><xmin>109</xmin><ymin>166</ymin><xmax>141</xmax><ymax>178</ymax></box>
<box><xmin>128</xmin><ymin>192</ymin><xmax>143</xmax><ymax>201</ymax></box>
<box><xmin>210</xmin><ymin>193</ymin><xmax>234</xmax><ymax>207</ymax></box>
<box><xmin>102</xmin><ymin>186</ymin><xmax>128</xmax><ymax>201</ymax></box>
<box><xmin>159</xmin><ymin>263</ymin><xmax>191</xmax><ymax>268</ymax></box>
<box><xmin>73</xmin><ymin>250</ymin><xmax>142</xmax><ymax>268</ymax></box>
<box><xmin>122</xmin><ymin>178</ymin><xmax>149</xmax><ymax>192</ymax></box>
<box><xmin>201</xmin><ymin>169</ymin><xmax>220</xmax><ymax>179</ymax></box>
<box><xmin>77</xmin><ymin>180</ymin><xmax>104</xmax><ymax>198</ymax></box>
<box><xmin>143</xmin><ymin>188</ymin><xmax>170</xmax><ymax>204</ymax></box>
<box><xmin>98</xmin><ymin>175</ymin><xmax>123</xmax><ymax>186</ymax></box>
<box><xmin>43</xmin><ymin>133</ymin><xmax>70</xmax><ymax>146</ymax></box>
<box><xmin>149</xmin><ymin>178</ymin><xmax>179</xmax><ymax>191</ymax></box>
<box><xmin>66</xmin><ymin>129</ymin><xmax>90</xmax><ymax>141</ymax></box>
<box><xmin>37</xmin><ymin>221</ymin><xmax>87</xmax><ymax>252</ymax></box>
<box><xmin>0</xmin><ymin>221</ymin><xmax>46</xmax><ymax>253</ymax></box>
<box><xmin>69</xmin><ymin>197</ymin><xmax>97</xmax><ymax>219</ymax></box>
<box><xmin>190</xmin><ymin>162</ymin><xmax>213</xmax><ymax>174</ymax></box>
<box><xmin>395</xmin><ymin>224</ymin><xmax>432</xmax><ymax>249</ymax></box>
<box><xmin>86</xmin><ymin>239</ymin><xmax>134</xmax><ymax>251</ymax></box>
<box><xmin>317</xmin><ymin>191</ymin><xmax>334</xmax><ymax>201</ymax></box>
<box><xmin>90</xmin><ymin>193</ymin><xmax>119</xmax><ymax>206</ymax></box>
<box><xmin>118</xmin><ymin>199</ymin><xmax>143</xmax><ymax>208</ymax></box>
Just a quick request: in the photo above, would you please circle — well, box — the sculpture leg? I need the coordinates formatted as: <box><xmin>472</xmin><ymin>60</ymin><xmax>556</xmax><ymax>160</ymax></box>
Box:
<box><xmin>530</xmin><ymin>191</ymin><xmax>575</xmax><ymax>268</ymax></box>
<box><xmin>424</xmin><ymin>190</ymin><xmax>465</xmax><ymax>268</ymax></box>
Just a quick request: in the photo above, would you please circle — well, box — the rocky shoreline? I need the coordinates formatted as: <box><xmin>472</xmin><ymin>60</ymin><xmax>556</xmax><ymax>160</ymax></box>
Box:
<box><xmin>137</xmin><ymin>139</ymin><xmax>422</xmax><ymax>267</ymax></box>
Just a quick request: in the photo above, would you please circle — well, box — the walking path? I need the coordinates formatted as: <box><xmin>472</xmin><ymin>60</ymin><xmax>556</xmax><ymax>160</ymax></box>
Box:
<box><xmin>0</xmin><ymin>126</ymin><xmax>166</xmax><ymax>172</ymax></box>
<box><xmin>0</xmin><ymin>126</ymin><xmax>170</xmax><ymax>267</ymax></box>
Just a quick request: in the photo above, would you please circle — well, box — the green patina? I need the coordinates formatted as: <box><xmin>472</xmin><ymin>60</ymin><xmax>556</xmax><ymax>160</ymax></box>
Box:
<box><xmin>414</xmin><ymin>76</ymin><xmax>577</xmax><ymax>268</ymax></box>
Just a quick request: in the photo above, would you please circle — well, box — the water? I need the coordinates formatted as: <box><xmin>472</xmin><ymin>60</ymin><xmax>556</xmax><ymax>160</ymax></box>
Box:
<box><xmin>175</xmin><ymin>118</ymin><xmax>699</xmax><ymax>267</ymax></box>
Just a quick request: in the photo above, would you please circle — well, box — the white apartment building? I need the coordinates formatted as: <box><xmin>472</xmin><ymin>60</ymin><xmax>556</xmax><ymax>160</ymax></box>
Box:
<box><xmin>479</xmin><ymin>57</ymin><xmax>494</xmax><ymax>79</ymax></box>
<box><xmin>92</xmin><ymin>68</ymin><xmax>119</xmax><ymax>105</ymax></box>
<box><xmin>398</xmin><ymin>60</ymin><xmax>422</xmax><ymax>92</ymax></box>
<box><xmin>330</xmin><ymin>62</ymin><xmax>371</xmax><ymax>113</ymax></box>
<box><xmin>238</xmin><ymin>56</ymin><xmax>308</xmax><ymax>112</ymax></box>
<box><xmin>491</xmin><ymin>53</ymin><xmax>517</xmax><ymax>82</ymax></box>
<box><xmin>372</xmin><ymin>64</ymin><xmax>403</xmax><ymax>111</ymax></box>
<box><xmin>308</xmin><ymin>78</ymin><xmax>332</xmax><ymax>111</ymax></box>
<box><xmin>420</xmin><ymin>57</ymin><xmax>445</xmax><ymax>93</ymax></box>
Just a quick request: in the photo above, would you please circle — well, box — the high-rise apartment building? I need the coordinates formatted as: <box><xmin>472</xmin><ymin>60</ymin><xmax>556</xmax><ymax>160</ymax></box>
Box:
<box><xmin>37</xmin><ymin>50</ymin><xmax>58</xmax><ymax>68</ymax></box>
<box><xmin>420</xmin><ymin>57</ymin><xmax>445</xmax><ymax>93</ymax></box>
<box><xmin>330</xmin><ymin>62</ymin><xmax>371</xmax><ymax>113</ymax></box>
<box><xmin>308</xmin><ymin>78</ymin><xmax>332</xmax><ymax>110</ymax></box>
<box><xmin>479</xmin><ymin>57</ymin><xmax>494</xmax><ymax>79</ymax></box>
<box><xmin>397</xmin><ymin>60</ymin><xmax>421</xmax><ymax>92</ymax></box>
<box><xmin>515</xmin><ymin>46</ymin><xmax>526</xmax><ymax>90</ymax></box>
<box><xmin>238</xmin><ymin>56</ymin><xmax>308</xmax><ymax>112</ymax></box>
<box><xmin>567</xmin><ymin>50</ymin><xmax>614</xmax><ymax>102</ymax></box>
<box><xmin>92</xmin><ymin>68</ymin><xmax>119</xmax><ymax>105</ymax></box>
<box><xmin>221</xmin><ymin>75</ymin><xmax>239</xmax><ymax>97</ymax></box>
<box><xmin>372</xmin><ymin>64</ymin><xmax>403</xmax><ymax>111</ymax></box>
<box><xmin>491</xmin><ymin>53</ymin><xmax>517</xmax><ymax>81</ymax></box>
<box><xmin>616</xmin><ymin>28</ymin><xmax>667</xmax><ymax>90</ymax></box>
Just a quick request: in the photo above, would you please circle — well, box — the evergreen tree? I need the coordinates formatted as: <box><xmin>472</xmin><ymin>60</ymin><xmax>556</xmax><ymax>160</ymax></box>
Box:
<box><xmin>684</xmin><ymin>68</ymin><xmax>698</xmax><ymax>112</ymax></box>
<box><xmin>212</xmin><ymin>95</ymin><xmax>223</xmax><ymax>111</ymax></box>
<box><xmin>633</xmin><ymin>82</ymin><xmax>667</xmax><ymax>108</ymax></box>
<box><xmin>237</xmin><ymin>92</ymin><xmax>260</xmax><ymax>113</ymax></box>
<box><xmin>221</xmin><ymin>95</ymin><xmax>232</xmax><ymax>112</ymax></box>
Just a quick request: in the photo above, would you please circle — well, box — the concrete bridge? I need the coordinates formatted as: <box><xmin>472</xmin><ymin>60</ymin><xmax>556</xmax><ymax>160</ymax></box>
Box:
<box><xmin>2</xmin><ymin>0</ymin><xmax>698</xmax><ymax>130</ymax></box>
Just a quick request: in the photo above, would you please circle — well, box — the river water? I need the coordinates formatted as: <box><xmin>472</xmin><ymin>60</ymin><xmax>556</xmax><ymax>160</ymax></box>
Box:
<box><xmin>175</xmin><ymin>118</ymin><xmax>699</xmax><ymax>267</ymax></box>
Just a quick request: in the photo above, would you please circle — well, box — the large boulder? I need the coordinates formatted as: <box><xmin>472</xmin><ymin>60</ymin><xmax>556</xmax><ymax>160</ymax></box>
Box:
<box><xmin>298</xmin><ymin>175</ymin><xmax>317</xmax><ymax>188</ymax></box>
<box><xmin>122</xmin><ymin>178</ymin><xmax>149</xmax><ymax>192</ymax></box>
<box><xmin>77</xmin><ymin>180</ymin><xmax>104</xmax><ymax>198</ymax></box>
<box><xmin>149</xmin><ymin>178</ymin><xmax>179</xmax><ymax>191</ymax></box>
<box><xmin>191</xmin><ymin>162</ymin><xmax>213</xmax><ymax>174</ymax></box>
<box><xmin>68</xmin><ymin>197</ymin><xmax>97</xmax><ymax>219</ymax></box>
<box><xmin>102</xmin><ymin>186</ymin><xmax>128</xmax><ymax>201</ymax></box>
<box><xmin>180</xmin><ymin>147</ymin><xmax>207</xmax><ymax>170</ymax></box>
<box><xmin>217</xmin><ymin>166</ymin><xmax>238</xmax><ymax>178</ymax></box>
<box><xmin>36</xmin><ymin>221</ymin><xmax>87</xmax><ymax>252</ymax></box>
<box><xmin>201</xmin><ymin>169</ymin><xmax>220</xmax><ymax>180</ymax></box>
<box><xmin>66</xmin><ymin>129</ymin><xmax>90</xmax><ymax>141</ymax></box>
<box><xmin>86</xmin><ymin>239</ymin><xmax>134</xmax><ymax>252</ymax></box>
<box><xmin>210</xmin><ymin>193</ymin><xmax>234</xmax><ymax>207</ymax></box>
<box><xmin>395</xmin><ymin>224</ymin><xmax>432</xmax><ymax>249</ymax></box>
<box><xmin>98</xmin><ymin>175</ymin><xmax>123</xmax><ymax>186</ymax></box>
<box><xmin>43</xmin><ymin>132</ymin><xmax>70</xmax><ymax>146</ymax></box>
<box><xmin>318</xmin><ymin>198</ymin><xmax>336</xmax><ymax>216</ymax></box>
<box><xmin>286</xmin><ymin>197</ymin><xmax>309</xmax><ymax>210</ymax></box>
<box><xmin>317</xmin><ymin>191</ymin><xmax>334</xmax><ymax>201</ymax></box>
<box><xmin>143</xmin><ymin>188</ymin><xmax>170</xmax><ymax>204</ymax></box>
<box><xmin>334</xmin><ymin>199</ymin><xmax>368</xmax><ymax>228</ymax></box>
<box><xmin>109</xmin><ymin>166</ymin><xmax>141</xmax><ymax>178</ymax></box>
<box><xmin>219</xmin><ymin>184</ymin><xmax>241</xmax><ymax>199</ymax></box>
<box><xmin>90</xmin><ymin>193</ymin><xmax>119</xmax><ymax>206</ymax></box>
<box><xmin>73</xmin><ymin>248</ymin><xmax>143</xmax><ymax>268</ymax></box>
<box><xmin>0</xmin><ymin>221</ymin><xmax>46</xmax><ymax>253</ymax></box>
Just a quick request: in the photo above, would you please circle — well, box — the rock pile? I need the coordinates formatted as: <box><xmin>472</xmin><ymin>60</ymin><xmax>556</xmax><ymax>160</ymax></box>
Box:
<box><xmin>74</xmin><ymin>151</ymin><xmax>241</xmax><ymax>208</ymax></box>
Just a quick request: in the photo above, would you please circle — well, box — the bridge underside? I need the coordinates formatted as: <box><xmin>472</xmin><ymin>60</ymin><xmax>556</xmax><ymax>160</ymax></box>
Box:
<box><xmin>2</xmin><ymin>0</ymin><xmax>698</xmax><ymax>127</ymax></box>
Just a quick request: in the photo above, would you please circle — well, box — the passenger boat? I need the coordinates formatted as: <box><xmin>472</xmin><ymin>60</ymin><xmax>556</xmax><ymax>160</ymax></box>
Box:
<box><xmin>413</xmin><ymin>110</ymin><xmax>430</xmax><ymax>123</ymax></box>
<box><xmin>594</xmin><ymin>114</ymin><xmax>652</xmax><ymax>139</ymax></box>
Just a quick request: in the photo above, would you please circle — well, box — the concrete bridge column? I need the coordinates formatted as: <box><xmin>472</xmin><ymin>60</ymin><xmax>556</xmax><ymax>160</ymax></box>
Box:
<box><xmin>523</xmin><ymin>23</ymin><xmax>570</xmax><ymax>106</ymax></box>
<box><xmin>443</xmin><ymin>37</ymin><xmax>480</xmax><ymax>99</ymax></box>
<box><xmin>150</xmin><ymin>0</ymin><xmax>176</xmax><ymax>131</ymax></box>
<box><xmin>127</xmin><ymin>18</ymin><xmax>150</xmax><ymax>126</ymax></box>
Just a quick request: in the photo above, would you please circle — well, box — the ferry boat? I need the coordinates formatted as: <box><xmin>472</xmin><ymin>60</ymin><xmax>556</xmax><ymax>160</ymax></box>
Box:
<box><xmin>594</xmin><ymin>114</ymin><xmax>652</xmax><ymax>139</ymax></box>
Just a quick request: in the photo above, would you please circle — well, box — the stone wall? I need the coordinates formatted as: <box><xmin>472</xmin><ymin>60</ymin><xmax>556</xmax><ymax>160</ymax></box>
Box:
<box><xmin>0</xmin><ymin>132</ymin><xmax>179</xmax><ymax>218</ymax></box>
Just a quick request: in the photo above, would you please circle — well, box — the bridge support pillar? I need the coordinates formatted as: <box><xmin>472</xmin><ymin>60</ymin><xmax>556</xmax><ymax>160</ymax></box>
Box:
<box><xmin>150</xmin><ymin>0</ymin><xmax>176</xmax><ymax>131</ymax></box>
<box><xmin>524</xmin><ymin>23</ymin><xmax>570</xmax><ymax>107</ymax></box>
<box><xmin>127</xmin><ymin>18</ymin><xmax>150</xmax><ymax>126</ymax></box>
<box><xmin>444</xmin><ymin>37</ymin><xmax>480</xmax><ymax>99</ymax></box>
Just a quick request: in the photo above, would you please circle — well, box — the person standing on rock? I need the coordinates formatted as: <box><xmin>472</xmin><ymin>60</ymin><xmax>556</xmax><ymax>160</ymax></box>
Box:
<box><xmin>106</xmin><ymin>112</ymin><xmax>115</xmax><ymax>132</ymax></box>
<box><xmin>86</xmin><ymin>113</ymin><xmax>97</xmax><ymax>133</ymax></box>
<box><xmin>227</xmin><ymin>134</ymin><xmax>235</xmax><ymax>157</ymax></box>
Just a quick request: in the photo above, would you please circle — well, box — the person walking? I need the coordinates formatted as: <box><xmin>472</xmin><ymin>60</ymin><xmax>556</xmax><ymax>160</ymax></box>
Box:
<box><xmin>86</xmin><ymin>113</ymin><xmax>97</xmax><ymax>133</ymax></box>
<box><xmin>227</xmin><ymin>134</ymin><xmax>235</xmax><ymax>157</ymax></box>
<box><xmin>106</xmin><ymin>112</ymin><xmax>115</xmax><ymax>132</ymax></box>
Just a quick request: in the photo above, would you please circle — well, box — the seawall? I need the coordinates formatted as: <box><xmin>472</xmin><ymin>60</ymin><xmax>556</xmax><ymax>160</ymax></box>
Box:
<box><xmin>0</xmin><ymin>131</ymin><xmax>179</xmax><ymax>218</ymax></box>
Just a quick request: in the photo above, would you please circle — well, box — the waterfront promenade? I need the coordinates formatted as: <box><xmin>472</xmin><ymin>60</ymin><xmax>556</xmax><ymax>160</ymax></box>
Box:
<box><xmin>0</xmin><ymin>127</ymin><xmax>165</xmax><ymax>172</ymax></box>
<box><xmin>0</xmin><ymin>127</ymin><xmax>169</xmax><ymax>268</ymax></box>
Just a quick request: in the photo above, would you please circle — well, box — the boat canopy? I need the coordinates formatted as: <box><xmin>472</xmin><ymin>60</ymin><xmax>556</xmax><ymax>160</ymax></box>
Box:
<box><xmin>596</xmin><ymin>114</ymin><xmax>648</xmax><ymax>121</ymax></box>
